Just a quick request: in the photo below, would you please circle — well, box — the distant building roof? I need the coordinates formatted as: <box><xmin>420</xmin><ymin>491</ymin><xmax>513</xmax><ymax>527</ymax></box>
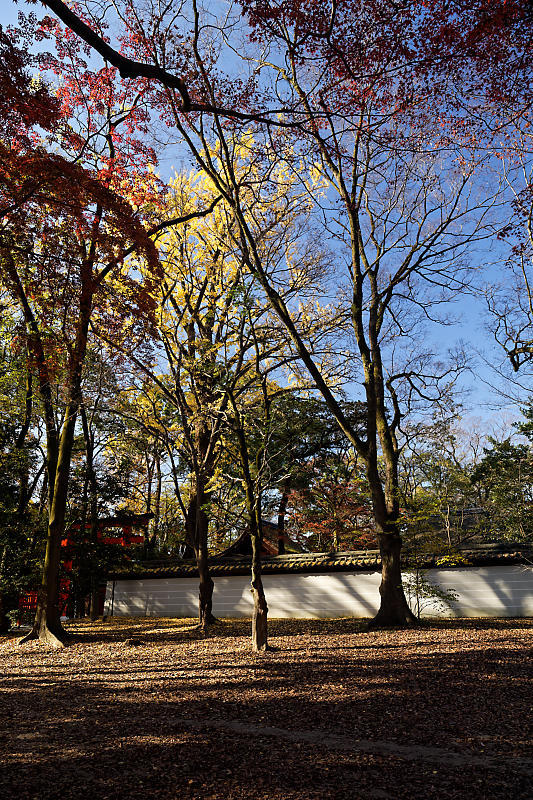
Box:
<box><xmin>218</xmin><ymin>519</ymin><xmax>304</xmax><ymax>558</ymax></box>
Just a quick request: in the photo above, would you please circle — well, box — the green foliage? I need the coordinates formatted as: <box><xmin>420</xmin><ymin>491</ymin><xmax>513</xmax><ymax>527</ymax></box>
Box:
<box><xmin>399</xmin><ymin>409</ymin><xmax>482</xmax><ymax>549</ymax></box>
<box><xmin>403</xmin><ymin>570</ymin><xmax>459</xmax><ymax>620</ymax></box>
<box><xmin>0</xmin><ymin>309</ymin><xmax>48</xmax><ymax>621</ymax></box>
<box><xmin>470</xmin><ymin>437</ymin><xmax>533</xmax><ymax>542</ymax></box>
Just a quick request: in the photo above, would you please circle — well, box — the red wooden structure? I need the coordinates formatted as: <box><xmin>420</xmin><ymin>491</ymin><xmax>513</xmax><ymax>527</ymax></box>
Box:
<box><xmin>19</xmin><ymin>512</ymin><xmax>153</xmax><ymax>620</ymax></box>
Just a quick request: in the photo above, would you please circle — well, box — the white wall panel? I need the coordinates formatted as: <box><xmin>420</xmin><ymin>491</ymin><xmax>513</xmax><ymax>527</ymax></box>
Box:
<box><xmin>423</xmin><ymin>566</ymin><xmax>533</xmax><ymax>617</ymax></box>
<box><xmin>104</xmin><ymin>564</ymin><xmax>533</xmax><ymax>619</ymax></box>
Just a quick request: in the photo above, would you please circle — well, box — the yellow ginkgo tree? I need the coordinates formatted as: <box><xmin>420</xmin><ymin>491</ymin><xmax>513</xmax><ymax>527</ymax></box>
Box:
<box><xmin>118</xmin><ymin>161</ymin><xmax>334</xmax><ymax>645</ymax></box>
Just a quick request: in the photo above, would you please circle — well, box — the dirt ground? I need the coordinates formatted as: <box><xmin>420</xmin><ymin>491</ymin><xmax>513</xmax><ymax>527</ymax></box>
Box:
<box><xmin>1</xmin><ymin>616</ymin><xmax>532</xmax><ymax>800</ymax></box>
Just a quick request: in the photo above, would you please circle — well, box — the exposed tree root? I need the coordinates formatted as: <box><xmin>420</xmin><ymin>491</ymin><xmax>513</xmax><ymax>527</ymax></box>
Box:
<box><xmin>196</xmin><ymin>613</ymin><xmax>219</xmax><ymax>632</ymax></box>
<box><xmin>252</xmin><ymin>641</ymin><xmax>270</xmax><ymax>653</ymax></box>
<box><xmin>19</xmin><ymin>623</ymin><xmax>70</xmax><ymax>648</ymax></box>
<box><xmin>367</xmin><ymin>606</ymin><xmax>419</xmax><ymax>629</ymax></box>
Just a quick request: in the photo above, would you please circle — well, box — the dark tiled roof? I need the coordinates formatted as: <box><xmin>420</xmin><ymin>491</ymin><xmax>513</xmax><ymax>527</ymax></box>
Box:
<box><xmin>108</xmin><ymin>543</ymin><xmax>533</xmax><ymax>580</ymax></box>
<box><xmin>404</xmin><ymin>543</ymin><xmax>533</xmax><ymax>570</ymax></box>
<box><xmin>217</xmin><ymin>521</ymin><xmax>304</xmax><ymax>557</ymax></box>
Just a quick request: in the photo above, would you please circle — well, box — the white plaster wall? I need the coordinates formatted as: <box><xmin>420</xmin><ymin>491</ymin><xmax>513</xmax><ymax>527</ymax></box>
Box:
<box><xmin>422</xmin><ymin>565</ymin><xmax>533</xmax><ymax>617</ymax></box>
<box><xmin>104</xmin><ymin>564</ymin><xmax>533</xmax><ymax>619</ymax></box>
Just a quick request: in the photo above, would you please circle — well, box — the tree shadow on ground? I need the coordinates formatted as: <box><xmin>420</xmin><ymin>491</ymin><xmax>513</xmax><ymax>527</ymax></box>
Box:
<box><xmin>3</xmin><ymin>615</ymin><xmax>531</xmax><ymax>648</ymax></box>
<box><xmin>1</xmin><ymin>627</ymin><xmax>532</xmax><ymax>800</ymax></box>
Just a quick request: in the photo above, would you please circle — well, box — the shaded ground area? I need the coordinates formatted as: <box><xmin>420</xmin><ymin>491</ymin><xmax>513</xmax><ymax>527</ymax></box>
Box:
<box><xmin>1</xmin><ymin>617</ymin><xmax>532</xmax><ymax>799</ymax></box>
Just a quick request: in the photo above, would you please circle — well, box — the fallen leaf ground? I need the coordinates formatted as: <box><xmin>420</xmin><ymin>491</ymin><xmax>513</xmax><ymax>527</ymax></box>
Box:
<box><xmin>1</xmin><ymin>617</ymin><xmax>532</xmax><ymax>800</ymax></box>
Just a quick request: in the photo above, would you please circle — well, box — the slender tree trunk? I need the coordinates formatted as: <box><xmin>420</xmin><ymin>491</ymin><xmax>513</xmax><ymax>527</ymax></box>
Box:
<box><xmin>186</xmin><ymin>487</ymin><xmax>216</xmax><ymax>629</ymax></box>
<box><xmin>90</xmin><ymin>577</ymin><xmax>99</xmax><ymax>622</ymax></box>
<box><xmin>37</xmin><ymin>469</ymin><xmax>48</xmax><ymax>519</ymax></box>
<box><xmin>76</xmin><ymin>442</ymin><xmax>90</xmax><ymax>619</ymax></box>
<box><xmin>152</xmin><ymin>455</ymin><xmax>161</xmax><ymax>545</ymax></box>
<box><xmin>74</xmin><ymin>588</ymin><xmax>85</xmax><ymax>619</ymax></box>
<box><xmin>145</xmin><ymin>452</ymin><xmax>153</xmax><ymax>516</ymax></box>
<box><xmin>81</xmin><ymin>405</ymin><xmax>99</xmax><ymax>621</ymax></box>
<box><xmin>0</xmin><ymin>546</ymin><xmax>8</xmax><ymax>632</ymax></box>
<box><xmin>89</xmin><ymin>498</ymin><xmax>99</xmax><ymax>621</ymax></box>
<box><xmin>0</xmin><ymin>592</ymin><xmax>8</xmax><ymax>633</ymax></box>
<box><xmin>230</xmin><ymin>402</ymin><xmax>269</xmax><ymax>651</ymax></box>
<box><xmin>277</xmin><ymin>481</ymin><xmax>290</xmax><ymax>555</ymax></box>
<box><xmin>146</xmin><ymin>455</ymin><xmax>162</xmax><ymax>556</ymax></box>
<box><xmin>251</xmin><ymin>523</ymin><xmax>268</xmax><ymax>652</ymax></box>
<box><xmin>15</xmin><ymin>364</ymin><xmax>33</xmax><ymax>516</ymax></box>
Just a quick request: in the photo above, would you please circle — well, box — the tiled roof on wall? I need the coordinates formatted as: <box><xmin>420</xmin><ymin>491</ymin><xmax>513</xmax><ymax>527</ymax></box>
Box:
<box><xmin>108</xmin><ymin>543</ymin><xmax>533</xmax><ymax>580</ymax></box>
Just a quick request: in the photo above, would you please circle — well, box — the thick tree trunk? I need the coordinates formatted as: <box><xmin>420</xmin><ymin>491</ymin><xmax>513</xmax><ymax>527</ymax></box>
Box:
<box><xmin>364</xmin><ymin>437</ymin><xmax>417</xmax><ymax>628</ymax></box>
<box><xmin>197</xmin><ymin>546</ymin><xmax>216</xmax><ymax>630</ymax></box>
<box><xmin>20</xmin><ymin>528</ymin><xmax>68</xmax><ymax>647</ymax></box>
<box><xmin>20</xmin><ymin>395</ymin><xmax>82</xmax><ymax>647</ymax></box>
<box><xmin>370</xmin><ymin>530</ymin><xmax>418</xmax><ymax>627</ymax></box>
<box><xmin>20</xmin><ymin>508</ymin><xmax>69</xmax><ymax>645</ymax></box>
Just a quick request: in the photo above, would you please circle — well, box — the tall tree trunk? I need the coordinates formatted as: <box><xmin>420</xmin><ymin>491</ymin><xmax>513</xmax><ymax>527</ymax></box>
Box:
<box><xmin>197</xmin><ymin>543</ymin><xmax>215</xmax><ymax>630</ymax></box>
<box><xmin>250</xmin><ymin>517</ymin><xmax>268</xmax><ymax>652</ymax></box>
<box><xmin>15</xmin><ymin>364</ymin><xmax>33</xmax><ymax>516</ymax></box>
<box><xmin>0</xmin><ymin>546</ymin><xmax>8</xmax><ymax>633</ymax></box>
<box><xmin>89</xmin><ymin>576</ymin><xmax>99</xmax><ymax>622</ymax></box>
<box><xmin>152</xmin><ymin>455</ymin><xmax>161</xmax><ymax>545</ymax></box>
<box><xmin>230</xmin><ymin>402</ymin><xmax>269</xmax><ymax>651</ymax></box>
<box><xmin>89</xmin><ymin>501</ymin><xmax>99</xmax><ymax>620</ymax></box>
<box><xmin>186</xmin><ymin>485</ymin><xmax>216</xmax><ymax>629</ymax></box>
<box><xmin>37</xmin><ymin>469</ymin><xmax>48</xmax><ymax>519</ymax></box>
<box><xmin>146</xmin><ymin>455</ymin><xmax>162</xmax><ymax>556</ymax></box>
<box><xmin>81</xmin><ymin>405</ymin><xmax>99</xmax><ymax>621</ymax></box>
<box><xmin>0</xmin><ymin>592</ymin><xmax>8</xmax><ymax>633</ymax></box>
<box><xmin>20</xmin><ymin>267</ymin><xmax>92</xmax><ymax>646</ymax></box>
<box><xmin>277</xmin><ymin>481</ymin><xmax>290</xmax><ymax>555</ymax></box>
<box><xmin>21</xmin><ymin>401</ymin><xmax>81</xmax><ymax>646</ymax></box>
